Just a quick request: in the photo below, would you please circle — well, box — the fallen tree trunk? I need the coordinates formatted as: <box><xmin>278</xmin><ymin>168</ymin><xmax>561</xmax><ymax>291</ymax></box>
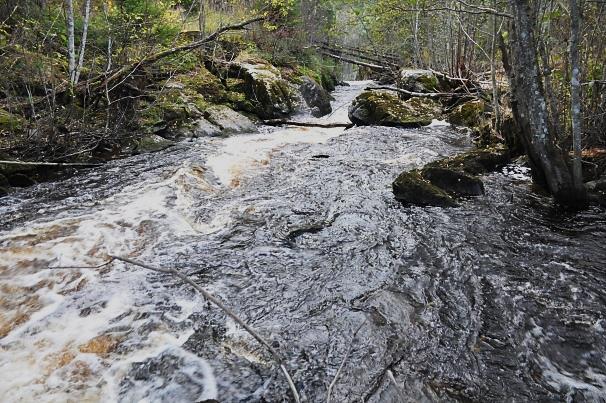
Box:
<box><xmin>365</xmin><ymin>86</ymin><xmax>470</xmax><ymax>98</ymax></box>
<box><xmin>0</xmin><ymin>160</ymin><xmax>103</xmax><ymax>168</ymax></box>
<box><xmin>319</xmin><ymin>52</ymin><xmax>392</xmax><ymax>72</ymax></box>
<box><xmin>262</xmin><ymin>119</ymin><xmax>354</xmax><ymax>129</ymax></box>
<box><xmin>316</xmin><ymin>44</ymin><xmax>400</xmax><ymax>69</ymax></box>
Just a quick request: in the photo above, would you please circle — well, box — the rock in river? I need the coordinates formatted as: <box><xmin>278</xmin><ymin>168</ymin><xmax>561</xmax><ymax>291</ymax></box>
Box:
<box><xmin>393</xmin><ymin>171</ymin><xmax>458</xmax><ymax>207</ymax></box>
<box><xmin>421</xmin><ymin>167</ymin><xmax>485</xmax><ymax>197</ymax></box>
<box><xmin>299</xmin><ymin>76</ymin><xmax>332</xmax><ymax>118</ymax></box>
<box><xmin>348</xmin><ymin>91</ymin><xmax>440</xmax><ymax>127</ymax></box>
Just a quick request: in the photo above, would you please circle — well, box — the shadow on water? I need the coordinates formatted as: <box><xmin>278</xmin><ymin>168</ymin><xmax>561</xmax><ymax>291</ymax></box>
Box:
<box><xmin>0</xmin><ymin>82</ymin><xmax>605</xmax><ymax>402</ymax></box>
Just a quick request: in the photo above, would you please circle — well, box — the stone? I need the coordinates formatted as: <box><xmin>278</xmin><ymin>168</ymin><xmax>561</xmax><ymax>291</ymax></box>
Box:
<box><xmin>348</xmin><ymin>91</ymin><xmax>437</xmax><ymax>127</ymax></box>
<box><xmin>393</xmin><ymin>171</ymin><xmax>458</xmax><ymax>207</ymax></box>
<box><xmin>239</xmin><ymin>63</ymin><xmax>299</xmax><ymax>119</ymax></box>
<box><xmin>136</xmin><ymin>135</ymin><xmax>175</xmax><ymax>154</ymax></box>
<box><xmin>447</xmin><ymin>99</ymin><xmax>486</xmax><ymax>127</ymax></box>
<box><xmin>426</xmin><ymin>145</ymin><xmax>510</xmax><ymax>175</ymax></box>
<box><xmin>193</xmin><ymin>117</ymin><xmax>222</xmax><ymax>137</ymax></box>
<box><xmin>421</xmin><ymin>167</ymin><xmax>485</xmax><ymax>197</ymax></box>
<box><xmin>299</xmin><ymin>76</ymin><xmax>332</xmax><ymax>118</ymax></box>
<box><xmin>204</xmin><ymin>105</ymin><xmax>257</xmax><ymax>135</ymax></box>
<box><xmin>398</xmin><ymin>69</ymin><xmax>440</xmax><ymax>93</ymax></box>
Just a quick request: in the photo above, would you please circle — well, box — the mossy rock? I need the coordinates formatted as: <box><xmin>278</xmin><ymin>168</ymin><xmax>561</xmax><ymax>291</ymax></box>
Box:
<box><xmin>426</xmin><ymin>145</ymin><xmax>510</xmax><ymax>175</ymax></box>
<box><xmin>420</xmin><ymin>167</ymin><xmax>485</xmax><ymax>197</ymax></box>
<box><xmin>393</xmin><ymin>171</ymin><xmax>458</xmax><ymax>207</ymax></box>
<box><xmin>136</xmin><ymin>135</ymin><xmax>175</xmax><ymax>154</ymax></box>
<box><xmin>0</xmin><ymin>109</ymin><xmax>25</xmax><ymax>133</ymax></box>
<box><xmin>407</xmin><ymin>97</ymin><xmax>443</xmax><ymax>118</ymax></box>
<box><xmin>447</xmin><ymin>99</ymin><xmax>486</xmax><ymax>127</ymax></box>
<box><xmin>348</xmin><ymin>91</ymin><xmax>436</xmax><ymax>127</ymax></box>
<box><xmin>239</xmin><ymin>63</ymin><xmax>299</xmax><ymax>119</ymax></box>
<box><xmin>398</xmin><ymin>69</ymin><xmax>440</xmax><ymax>93</ymax></box>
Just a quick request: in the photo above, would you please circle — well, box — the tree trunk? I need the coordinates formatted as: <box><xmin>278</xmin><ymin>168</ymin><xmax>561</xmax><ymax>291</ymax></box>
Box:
<box><xmin>506</xmin><ymin>0</ymin><xmax>586</xmax><ymax>206</ymax></box>
<box><xmin>74</xmin><ymin>0</ymin><xmax>92</xmax><ymax>85</ymax></box>
<box><xmin>569</xmin><ymin>0</ymin><xmax>583</xmax><ymax>188</ymax></box>
<box><xmin>65</xmin><ymin>0</ymin><xmax>76</xmax><ymax>87</ymax></box>
<box><xmin>198</xmin><ymin>0</ymin><xmax>206</xmax><ymax>36</ymax></box>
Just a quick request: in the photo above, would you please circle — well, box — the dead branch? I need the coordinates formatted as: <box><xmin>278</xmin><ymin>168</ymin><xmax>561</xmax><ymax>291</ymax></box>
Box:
<box><xmin>263</xmin><ymin>120</ymin><xmax>354</xmax><ymax>129</ymax></box>
<box><xmin>0</xmin><ymin>160</ymin><xmax>103</xmax><ymax>168</ymax></box>
<box><xmin>85</xmin><ymin>16</ymin><xmax>265</xmax><ymax>93</ymax></box>
<box><xmin>108</xmin><ymin>255</ymin><xmax>301</xmax><ymax>403</ymax></box>
<box><xmin>365</xmin><ymin>86</ymin><xmax>463</xmax><ymax>98</ymax></box>
<box><xmin>319</xmin><ymin>52</ymin><xmax>392</xmax><ymax>72</ymax></box>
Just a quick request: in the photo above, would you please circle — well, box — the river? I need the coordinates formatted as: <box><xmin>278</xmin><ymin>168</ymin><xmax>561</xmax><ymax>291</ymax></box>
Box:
<box><xmin>1</xmin><ymin>82</ymin><xmax>605</xmax><ymax>402</ymax></box>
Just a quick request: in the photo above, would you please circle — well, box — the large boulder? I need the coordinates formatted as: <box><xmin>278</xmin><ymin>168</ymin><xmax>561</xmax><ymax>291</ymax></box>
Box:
<box><xmin>299</xmin><ymin>76</ymin><xmax>332</xmax><ymax>118</ymax></box>
<box><xmin>393</xmin><ymin>171</ymin><xmax>458</xmax><ymax>207</ymax></box>
<box><xmin>447</xmin><ymin>99</ymin><xmax>486</xmax><ymax>127</ymax></box>
<box><xmin>421</xmin><ymin>167</ymin><xmax>485</xmax><ymax>197</ymax></box>
<box><xmin>238</xmin><ymin>63</ymin><xmax>298</xmax><ymax>119</ymax></box>
<box><xmin>204</xmin><ymin>105</ymin><xmax>257</xmax><ymax>135</ymax></box>
<box><xmin>348</xmin><ymin>91</ymin><xmax>439</xmax><ymax>127</ymax></box>
<box><xmin>398</xmin><ymin>69</ymin><xmax>440</xmax><ymax>93</ymax></box>
<box><xmin>426</xmin><ymin>145</ymin><xmax>510</xmax><ymax>175</ymax></box>
<box><xmin>193</xmin><ymin>117</ymin><xmax>222</xmax><ymax>137</ymax></box>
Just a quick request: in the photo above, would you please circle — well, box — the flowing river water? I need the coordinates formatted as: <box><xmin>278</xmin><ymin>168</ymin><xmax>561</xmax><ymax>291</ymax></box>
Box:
<box><xmin>1</xmin><ymin>82</ymin><xmax>605</xmax><ymax>402</ymax></box>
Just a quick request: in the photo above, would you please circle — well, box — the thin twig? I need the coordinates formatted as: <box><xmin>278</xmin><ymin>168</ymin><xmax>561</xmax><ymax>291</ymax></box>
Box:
<box><xmin>326</xmin><ymin>321</ymin><xmax>366</xmax><ymax>403</ymax></box>
<box><xmin>108</xmin><ymin>255</ymin><xmax>301</xmax><ymax>403</ymax></box>
<box><xmin>50</xmin><ymin>258</ymin><xmax>115</xmax><ymax>270</ymax></box>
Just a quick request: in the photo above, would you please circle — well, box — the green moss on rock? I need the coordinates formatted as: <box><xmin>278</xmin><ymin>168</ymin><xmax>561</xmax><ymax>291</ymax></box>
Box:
<box><xmin>393</xmin><ymin>170</ymin><xmax>458</xmax><ymax>207</ymax></box>
<box><xmin>447</xmin><ymin>99</ymin><xmax>486</xmax><ymax>127</ymax></box>
<box><xmin>426</xmin><ymin>145</ymin><xmax>510</xmax><ymax>175</ymax></box>
<box><xmin>0</xmin><ymin>109</ymin><xmax>24</xmax><ymax>133</ymax></box>
<box><xmin>348</xmin><ymin>91</ymin><xmax>437</xmax><ymax>127</ymax></box>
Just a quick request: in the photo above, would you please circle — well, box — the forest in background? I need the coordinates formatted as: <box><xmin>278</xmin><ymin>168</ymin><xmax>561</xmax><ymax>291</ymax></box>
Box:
<box><xmin>0</xmin><ymin>0</ymin><xmax>605</xmax><ymax>206</ymax></box>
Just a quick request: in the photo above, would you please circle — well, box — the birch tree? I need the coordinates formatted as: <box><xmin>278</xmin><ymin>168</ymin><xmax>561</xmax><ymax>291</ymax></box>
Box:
<box><xmin>65</xmin><ymin>0</ymin><xmax>76</xmax><ymax>87</ymax></box>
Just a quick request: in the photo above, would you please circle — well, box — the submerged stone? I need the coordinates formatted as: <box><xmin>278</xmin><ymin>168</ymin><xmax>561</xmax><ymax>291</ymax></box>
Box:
<box><xmin>393</xmin><ymin>171</ymin><xmax>458</xmax><ymax>207</ymax></box>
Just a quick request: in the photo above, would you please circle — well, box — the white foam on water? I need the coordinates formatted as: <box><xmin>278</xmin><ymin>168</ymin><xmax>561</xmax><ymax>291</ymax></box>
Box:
<box><xmin>0</xmin><ymin>164</ymin><xmax>219</xmax><ymax>402</ymax></box>
<box><xmin>207</xmin><ymin>127</ymin><xmax>344</xmax><ymax>187</ymax></box>
<box><xmin>429</xmin><ymin>119</ymin><xmax>451</xmax><ymax>127</ymax></box>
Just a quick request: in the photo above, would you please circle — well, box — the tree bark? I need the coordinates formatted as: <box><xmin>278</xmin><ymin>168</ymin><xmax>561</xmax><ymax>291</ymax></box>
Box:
<box><xmin>506</xmin><ymin>0</ymin><xmax>586</xmax><ymax>206</ymax></box>
<box><xmin>65</xmin><ymin>0</ymin><xmax>76</xmax><ymax>87</ymax></box>
<box><xmin>74</xmin><ymin>0</ymin><xmax>92</xmax><ymax>85</ymax></box>
<box><xmin>569</xmin><ymin>0</ymin><xmax>583</xmax><ymax>188</ymax></box>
